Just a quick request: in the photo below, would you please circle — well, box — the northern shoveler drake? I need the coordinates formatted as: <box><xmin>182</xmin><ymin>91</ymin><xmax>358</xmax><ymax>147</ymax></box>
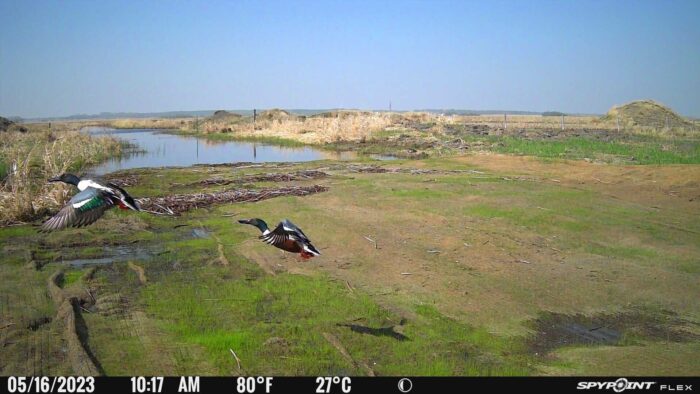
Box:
<box><xmin>239</xmin><ymin>218</ymin><xmax>321</xmax><ymax>259</ymax></box>
<box><xmin>41</xmin><ymin>173</ymin><xmax>141</xmax><ymax>231</ymax></box>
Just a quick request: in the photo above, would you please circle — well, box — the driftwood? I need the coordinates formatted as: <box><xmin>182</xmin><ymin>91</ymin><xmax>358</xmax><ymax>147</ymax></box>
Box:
<box><xmin>346</xmin><ymin>165</ymin><xmax>488</xmax><ymax>176</ymax></box>
<box><xmin>137</xmin><ymin>185</ymin><xmax>328</xmax><ymax>215</ymax></box>
<box><xmin>191</xmin><ymin>170</ymin><xmax>327</xmax><ymax>187</ymax></box>
<box><xmin>103</xmin><ymin>174</ymin><xmax>139</xmax><ymax>187</ymax></box>
<box><xmin>229</xmin><ymin>348</ymin><xmax>242</xmax><ymax>370</ymax></box>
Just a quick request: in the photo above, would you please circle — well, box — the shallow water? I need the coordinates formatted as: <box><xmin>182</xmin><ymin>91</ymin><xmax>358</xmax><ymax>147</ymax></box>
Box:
<box><xmin>61</xmin><ymin>245</ymin><xmax>154</xmax><ymax>268</ymax></box>
<box><xmin>84</xmin><ymin>127</ymin><xmax>371</xmax><ymax>175</ymax></box>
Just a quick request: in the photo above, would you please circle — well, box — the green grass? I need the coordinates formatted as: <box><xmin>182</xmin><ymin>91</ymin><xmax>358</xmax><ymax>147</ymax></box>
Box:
<box><xmin>62</xmin><ymin>270</ymin><xmax>84</xmax><ymax>287</ymax></box>
<box><xmin>0</xmin><ymin>160</ymin><xmax>8</xmax><ymax>180</ymax></box>
<box><xmin>141</xmin><ymin>267</ymin><xmax>528</xmax><ymax>375</ymax></box>
<box><xmin>491</xmin><ymin>136</ymin><xmax>700</xmax><ymax>164</ymax></box>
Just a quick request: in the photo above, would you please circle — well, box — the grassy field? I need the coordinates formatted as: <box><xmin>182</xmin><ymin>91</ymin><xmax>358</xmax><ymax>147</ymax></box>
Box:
<box><xmin>489</xmin><ymin>135</ymin><xmax>700</xmax><ymax>164</ymax></box>
<box><xmin>1</xmin><ymin>155</ymin><xmax>698</xmax><ymax>376</ymax></box>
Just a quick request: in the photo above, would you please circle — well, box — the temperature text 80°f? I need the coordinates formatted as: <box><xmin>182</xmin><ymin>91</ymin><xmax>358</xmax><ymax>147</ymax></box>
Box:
<box><xmin>236</xmin><ymin>377</ymin><xmax>273</xmax><ymax>393</ymax></box>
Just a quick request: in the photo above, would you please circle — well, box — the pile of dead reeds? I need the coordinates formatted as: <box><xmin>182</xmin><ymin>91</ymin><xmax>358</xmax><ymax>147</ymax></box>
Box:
<box><xmin>137</xmin><ymin>185</ymin><xmax>328</xmax><ymax>215</ymax></box>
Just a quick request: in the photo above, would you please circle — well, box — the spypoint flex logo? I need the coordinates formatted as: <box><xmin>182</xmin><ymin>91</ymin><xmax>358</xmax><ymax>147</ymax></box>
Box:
<box><xmin>577</xmin><ymin>378</ymin><xmax>656</xmax><ymax>392</ymax></box>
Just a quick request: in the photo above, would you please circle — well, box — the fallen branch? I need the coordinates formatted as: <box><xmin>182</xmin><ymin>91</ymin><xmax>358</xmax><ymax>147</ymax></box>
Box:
<box><xmin>363</xmin><ymin>236</ymin><xmax>377</xmax><ymax>249</ymax></box>
<box><xmin>229</xmin><ymin>348</ymin><xmax>242</xmax><ymax>370</ymax></box>
<box><xmin>191</xmin><ymin>170</ymin><xmax>327</xmax><ymax>187</ymax></box>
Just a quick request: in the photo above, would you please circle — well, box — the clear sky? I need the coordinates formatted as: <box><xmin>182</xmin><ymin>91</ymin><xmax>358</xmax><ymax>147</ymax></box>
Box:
<box><xmin>1</xmin><ymin>0</ymin><xmax>698</xmax><ymax>118</ymax></box>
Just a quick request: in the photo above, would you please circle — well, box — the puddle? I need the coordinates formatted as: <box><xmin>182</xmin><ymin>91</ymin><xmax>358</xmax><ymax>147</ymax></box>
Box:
<box><xmin>337</xmin><ymin>323</ymin><xmax>409</xmax><ymax>341</ymax></box>
<box><xmin>368</xmin><ymin>154</ymin><xmax>398</xmax><ymax>161</ymax></box>
<box><xmin>60</xmin><ymin>245</ymin><xmax>155</xmax><ymax>268</ymax></box>
<box><xmin>529</xmin><ymin>310</ymin><xmax>699</xmax><ymax>355</ymax></box>
<box><xmin>191</xmin><ymin>228</ymin><xmax>211</xmax><ymax>239</ymax></box>
<box><xmin>26</xmin><ymin>316</ymin><xmax>52</xmax><ymax>331</ymax></box>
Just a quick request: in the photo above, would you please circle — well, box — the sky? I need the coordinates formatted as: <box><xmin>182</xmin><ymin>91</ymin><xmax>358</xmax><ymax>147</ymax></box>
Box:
<box><xmin>1</xmin><ymin>0</ymin><xmax>698</xmax><ymax>118</ymax></box>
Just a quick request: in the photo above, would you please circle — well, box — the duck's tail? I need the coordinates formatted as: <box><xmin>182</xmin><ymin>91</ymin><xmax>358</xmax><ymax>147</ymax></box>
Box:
<box><xmin>302</xmin><ymin>242</ymin><xmax>321</xmax><ymax>257</ymax></box>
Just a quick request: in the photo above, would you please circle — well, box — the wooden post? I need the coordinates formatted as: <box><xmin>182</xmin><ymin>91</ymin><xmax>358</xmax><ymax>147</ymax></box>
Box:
<box><xmin>504</xmin><ymin>114</ymin><xmax>507</xmax><ymax>130</ymax></box>
<box><xmin>253</xmin><ymin>109</ymin><xmax>257</xmax><ymax>124</ymax></box>
<box><xmin>561</xmin><ymin>115</ymin><xmax>564</xmax><ymax>130</ymax></box>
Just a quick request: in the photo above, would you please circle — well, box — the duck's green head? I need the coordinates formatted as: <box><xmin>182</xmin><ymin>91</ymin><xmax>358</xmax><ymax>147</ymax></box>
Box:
<box><xmin>48</xmin><ymin>173</ymin><xmax>81</xmax><ymax>186</ymax></box>
<box><xmin>238</xmin><ymin>218</ymin><xmax>269</xmax><ymax>233</ymax></box>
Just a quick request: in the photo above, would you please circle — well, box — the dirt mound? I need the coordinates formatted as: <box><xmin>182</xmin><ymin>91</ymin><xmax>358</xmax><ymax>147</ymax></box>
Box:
<box><xmin>211</xmin><ymin>110</ymin><xmax>242</xmax><ymax>120</ymax></box>
<box><xmin>256</xmin><ymin>109</ymin><xmax>296</xmax><ymax>121</ymax></box>
<box><xmin>602</xmin><ymin>100</ymin><xmax>692</xmax><ymax>129</ymax></box>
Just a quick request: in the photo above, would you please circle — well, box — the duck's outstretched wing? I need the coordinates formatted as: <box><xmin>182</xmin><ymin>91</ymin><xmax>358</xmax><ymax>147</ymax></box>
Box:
<box><xmin>41</xmin><ymin>187</ymin><xmax>114</xmax><ymax>231</ymax></box>
<box><xmin>260</xmin><ymin>221</ymin><xmax>291</xmax><ymax>247</ymax></box>
<box><xmin>281</xmin><ymin>219</ymin><xmax>311</xmax><ymax>242</ymax></box>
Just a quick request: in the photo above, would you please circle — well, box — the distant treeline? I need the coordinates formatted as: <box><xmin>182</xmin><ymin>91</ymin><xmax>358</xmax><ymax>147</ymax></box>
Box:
<box><xmin>17</xmin><ymin>108</ymin><xmax>599</xmax><ymax>122</ymax></box>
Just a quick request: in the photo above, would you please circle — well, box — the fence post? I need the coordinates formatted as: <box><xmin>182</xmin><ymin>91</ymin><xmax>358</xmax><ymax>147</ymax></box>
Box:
<box><xmin>504</xmin><ymin>114</ymin><xmax>507</xmax><ymax>130</ymax></box>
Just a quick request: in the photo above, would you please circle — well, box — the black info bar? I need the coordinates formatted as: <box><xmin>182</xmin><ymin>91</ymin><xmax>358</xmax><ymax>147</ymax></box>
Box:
<box><xmin>1</xmin><ymin>376</ymin><xmax>697</xmax><ymax>394</ymax></box>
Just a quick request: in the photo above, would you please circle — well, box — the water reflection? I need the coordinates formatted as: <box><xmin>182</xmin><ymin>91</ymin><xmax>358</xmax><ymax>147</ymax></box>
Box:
<box><xmin>83</xmin><ymin>127</ymin><xmax>381</xmax><ymax>175</ymax></box>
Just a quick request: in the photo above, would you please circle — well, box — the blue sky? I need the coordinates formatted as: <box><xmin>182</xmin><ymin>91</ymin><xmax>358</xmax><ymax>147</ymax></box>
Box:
<box><xmin>1</xmin><ymin>0</ymin><xmax>698</xmax><ymax>118</ymax></box>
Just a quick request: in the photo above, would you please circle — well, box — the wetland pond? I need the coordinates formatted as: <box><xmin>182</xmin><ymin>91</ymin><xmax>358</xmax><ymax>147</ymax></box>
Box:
<box><xmin>83</xmin><ymin>127</ymin><xmax>376</xmax><ymax>175</ymax></box>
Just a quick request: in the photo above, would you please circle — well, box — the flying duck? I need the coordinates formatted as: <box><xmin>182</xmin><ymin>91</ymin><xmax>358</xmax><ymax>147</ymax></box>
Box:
<box><xmin>41</xmin><ymin>173</ymin><xmax>141</xmax><ymax>231</ymax></box>
<box><xmin>239</xmin><ymin>218</ymin><xmax>321</xmax><ymax>259</ymax></box>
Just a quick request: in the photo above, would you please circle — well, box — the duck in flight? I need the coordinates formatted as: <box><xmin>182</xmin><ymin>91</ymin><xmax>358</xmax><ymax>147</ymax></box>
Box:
<box><xmin>239</xmin><ymin>218</ymin><xmax>321</xmax><ymax>259</ymax></box>
<box><xmin>41</xmin><ymin>173</ymin><xmax>141</xmax><ymax>231</ymax></box>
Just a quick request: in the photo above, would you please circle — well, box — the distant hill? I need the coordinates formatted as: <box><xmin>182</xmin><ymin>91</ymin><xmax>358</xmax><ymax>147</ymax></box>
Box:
<box><xmin>542</xmin><ymin>111</ymin><xmax>566</xmax><ymax>117</ymax></box>
<box><xmin>601</xmin><ymin>100</ymin><xmax>693</xmax><ymax>129</ymax></box>
<box><xmin>0</xmin><ymin>116</ymin><xmax>13</xmax><ymax>132</ymax></box>
<box><xmin>418</xmin><ymin>109</ymin><xmax>542</xmax><ymax>116</ymax></box>
<box><xmin>211</xmin><ymin>110</ymin><xmax>242</xmax><ymax>120</ymax></box>
<box><xmin>19</xmin><ymin>108</ymin><xmax>607</xmax><ymax>122</ymax></box>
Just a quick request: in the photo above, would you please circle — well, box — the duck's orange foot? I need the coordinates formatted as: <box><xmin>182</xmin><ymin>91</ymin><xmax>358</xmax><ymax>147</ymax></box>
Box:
<box><xmin>300</xmin><ymin>251</ymin><xmax>314</xmax><ymax>260</ymax></box>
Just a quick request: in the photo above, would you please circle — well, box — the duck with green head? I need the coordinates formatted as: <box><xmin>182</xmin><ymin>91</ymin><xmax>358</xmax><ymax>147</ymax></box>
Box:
<box><xmin>41</xmin><ymin>173</ymin><xmax>141</xmax><ymax>231</ymax></box>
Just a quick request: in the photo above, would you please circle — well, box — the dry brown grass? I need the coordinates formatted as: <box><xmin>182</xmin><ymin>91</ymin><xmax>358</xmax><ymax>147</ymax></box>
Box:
<box><xmin>200</xmin><ymin>110</ymin><xmax>399</xmax><ymax>143</ymax></box>
<box><xmin>194</xmin><ymin>106</ymin><xmax>697</xmax><ymax>145</ymax></box>
<box><xmin>107</xmin><ymin>118</ymin><xmax>194</xmax><ymax>129</ymax></box>
<box><xmin>0</xmin><ymin>127</ymin><xmax>124</xmax><ymax>224</ymax></box>
<box><xmin>194</xmin><ymin>110</ymin><xmax>687</xmax><ymax>145</ymax></box>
